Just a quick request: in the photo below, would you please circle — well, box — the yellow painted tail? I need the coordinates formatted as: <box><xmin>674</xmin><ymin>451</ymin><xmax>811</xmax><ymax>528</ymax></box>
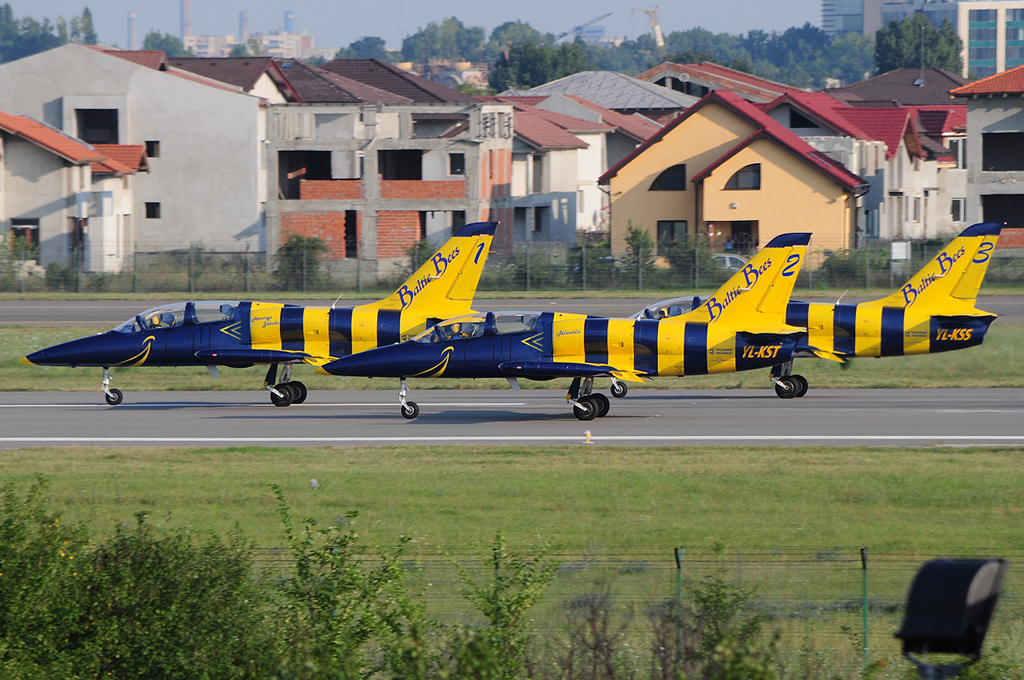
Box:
<box><xmin>360</xmin><ymin>221</ymin><xmax>498</xmax><ymax>316</ymax></box>
<box><xmin>685</xmin><ymin>232</ymin><xmax>811</xmax><ymax>329</ymax></box>
<box><xmin>872</xmin><ymin>223</ymin><xmax>1002</xmax><ymax>313</ymax></box>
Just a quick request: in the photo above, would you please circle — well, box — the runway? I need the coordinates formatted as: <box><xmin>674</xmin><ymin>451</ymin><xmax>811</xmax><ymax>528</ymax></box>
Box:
<box><xmin>0</xmin><ymin>388</ymin><xmax>1022</xmax><ymax>448</ymax></box>
<box><xmin>3</xmin><ymin>296</ymin><xmax>1024</xmax><ymax>325</ymax></box>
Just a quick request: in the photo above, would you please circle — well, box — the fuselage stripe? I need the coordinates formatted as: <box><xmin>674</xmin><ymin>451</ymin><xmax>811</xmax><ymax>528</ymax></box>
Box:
<box><xmin>684</xmin><ymin>322</ymin><xmax>708</xmax><ymax>375</ymax></box>
<box><xmin>377</xmin><ymin>310</ymin><xmax>402</xmax><ymax>347</ymax></box>
<box><xmin>880</xmin><ymin>307</ymin><xmax>905</xmax><ymax>356</ymax></box>
<box><xmin>329</xmin><ymin>308</ymin><xmax>354</xmax><ymax>358</ymax></box>
<box><xmin>584</xmin><ymin>318</ymin><xmax>609</xmax><ymax>365</ymax></box>
<box><xmin>633</xmin><ymin>320</ymin><xmax>659</xmax><ymax>375</ymax></box>
<box><xmin>786</xmin><ymin>301</ymin><xmax>809</xmax><ymax>329</ymax></box>
<box><xmin>280</xmin><ymin>307</ymin><xmax>305</xmax><ymax>352</ymax></box>
<box><xmin>833</xmin><ymin>304</ymin><xmax>857</xmax><ymax>356</ymax></box>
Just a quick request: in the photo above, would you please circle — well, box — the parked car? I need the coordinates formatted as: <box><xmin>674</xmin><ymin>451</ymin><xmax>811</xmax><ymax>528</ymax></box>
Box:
<box><xmin>711</xmin><ymin>253</ymin><xmax>748</xmax><ymax>271</ymax></box>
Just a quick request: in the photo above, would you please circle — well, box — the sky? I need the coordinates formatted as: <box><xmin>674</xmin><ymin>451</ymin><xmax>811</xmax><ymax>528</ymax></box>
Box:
<box><xmin>6</xmin><ymin>0</ymin><xmax>823</xmax><ymax>51</ymax></box>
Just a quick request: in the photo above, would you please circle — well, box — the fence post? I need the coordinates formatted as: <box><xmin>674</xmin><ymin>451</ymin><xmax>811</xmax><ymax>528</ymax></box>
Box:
<box><xmin>526</xmin><ymin>242</ymin><xmax>531</xmax><ymax>293</ymax></box>
<box><xmin>245</xmin><ymin>246</ymin><xmax>251</xmax><ymax>294</ymax></box>
<box><xmin>302</xmin><ymin>239</ymin><xmax>307</xmax><ymax>293</ymax></box>
<box><xmin>19</xmin><ymin>240</ymin><xmax>26</xmax><ymax>294</ymax></box>
<box><xmin>132</xmin><ymin>242</ymin><xmax>138</xmax><ymax>294</ymax></box>
<box><xmin>357</xmin><ymin>253</ymin><xmax>363</xmax><ymax>293</ymax></box>
<box><xmin>694</xmin><ymin>243</ymin><xmax>699</xmax><ymax>290</ymax></box>
<box><xmin>77</xmin><ymin>244</ymin><xmax>82</xmax><ymax>294</ymax></box>
<box><xmin>582</xmin><ymin>241</ymin><xmax>587</xmax><ymax>293</ymax></box>
<box><xmin>861</xmin><ymin>547</ymin><xmax>869</xmax><ymax>667</ymax></box>
<box><xmin>674</xmin><ymin>547</ymin><xmax>684</xmax><ymax>654</ymax></box>
<box><xmin>188</xmin><ymin>244</ymin><xmax>195</xmax><ymax>295</ymax></box>
<box><xmin>638</xmin><ymin>241</ymin><xmax>643</xmax><ymax>291</ymax></box>
<box><xmin>865</xmin><ymin>249</ymin><xmax>870</xmax><ymax>290</ymax></box>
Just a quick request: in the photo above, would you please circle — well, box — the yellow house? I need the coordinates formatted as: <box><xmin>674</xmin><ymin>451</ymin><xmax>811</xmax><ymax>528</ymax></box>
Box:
<box><xmin>600</xmin><ymin>90</ymin><xmax>867</xmax><ymax>258</ymax></box>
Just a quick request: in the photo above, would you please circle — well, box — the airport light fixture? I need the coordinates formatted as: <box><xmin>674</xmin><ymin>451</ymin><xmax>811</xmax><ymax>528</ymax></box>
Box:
<box><xmin>895</xmin><ymin>558</ymin><xmax>1007</xmax><ymax>679</ymax></box>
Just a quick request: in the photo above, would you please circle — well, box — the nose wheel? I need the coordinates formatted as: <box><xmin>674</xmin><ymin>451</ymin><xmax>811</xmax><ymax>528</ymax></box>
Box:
<box><xmin>610</xmin><ymin>379</ymin><xmax>628</xmax><ymax>398</ymax></box>
<box><xmin>101</xmin><ymin>367</ymin><xmax>124</xmax><ymax>406</ymax></box>
<box><xmin>399</xmin><ymin>378</ymin><xmax>419</xmax><ymax>419</ymax></box>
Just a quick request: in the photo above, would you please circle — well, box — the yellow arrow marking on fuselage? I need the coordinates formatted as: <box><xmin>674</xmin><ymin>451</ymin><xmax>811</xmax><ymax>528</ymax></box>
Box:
<box><xmin>219</xmin><ymin>322</ymin><xmax>243</xmax><ymax>340</ymax></box>
<box><xmin>412</xmin><ymin>346</ymin><xmax>454</xmax><ymax>377</ymax></box>
<box><xmin>115</xmin><ymin>335</ymin><xmax>156</xmax><ymax>366</ymax></box>
<box><xmin>521</xmin><ymin>333</ymin><xmax>544</xmax><ymax>351</ymax></box>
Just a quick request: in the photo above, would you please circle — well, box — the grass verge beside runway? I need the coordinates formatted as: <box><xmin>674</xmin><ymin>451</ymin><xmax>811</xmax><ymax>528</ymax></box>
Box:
<box><xmin>4</xmin><ymin>323</ymin><xmax>1024</xmax><ymax>391</ymax></box>
<box><xmin>2</xmin><ymin>445</ymin><xmax>1021</xmax><ymax>549</ymax></box>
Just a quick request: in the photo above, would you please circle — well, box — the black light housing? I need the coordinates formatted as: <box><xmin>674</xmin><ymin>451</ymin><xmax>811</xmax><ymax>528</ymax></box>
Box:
<box><xmin>895</xmin><ymin>558</ymin><xmax>1007</xmax><ymax>658</ymax></box>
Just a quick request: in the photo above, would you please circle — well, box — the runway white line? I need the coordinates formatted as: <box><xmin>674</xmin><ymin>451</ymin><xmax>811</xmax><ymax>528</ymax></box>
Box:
<box><xmin>2</xmin><ymin>435</ymin><xmax>1024</xmax><ymax>444</ymax></box>
<box><xmin>0</xmin><ymin>402</ymin><xmax>529</xmax><ymax>408</ymax></box>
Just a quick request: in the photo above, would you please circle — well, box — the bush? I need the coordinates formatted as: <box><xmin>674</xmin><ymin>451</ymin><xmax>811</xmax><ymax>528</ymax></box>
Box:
<box><xmin>275</xmin><ymin>234</ymin><xmax>330</xmax><ymax>291</ymax></box>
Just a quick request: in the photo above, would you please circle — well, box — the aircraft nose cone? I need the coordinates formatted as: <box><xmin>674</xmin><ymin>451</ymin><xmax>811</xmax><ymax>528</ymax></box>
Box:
<box><xmin>20</xmin><ymin>355</ymin><xmax>35</xmax><ymax>365</ymax></box>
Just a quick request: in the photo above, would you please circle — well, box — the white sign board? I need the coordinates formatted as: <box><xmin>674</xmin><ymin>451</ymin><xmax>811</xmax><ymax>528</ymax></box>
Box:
<box><xmin>891</xmin><ymin>241</ymin><xmax>910</xmax><ymax>261</ymax></box>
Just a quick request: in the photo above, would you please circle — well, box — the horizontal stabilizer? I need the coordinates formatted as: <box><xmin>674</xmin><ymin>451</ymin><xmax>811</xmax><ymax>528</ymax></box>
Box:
<box><xmin>195</xmin><ymin>348</ymin><xmax>312</xmax><ymax>364</ymax></box>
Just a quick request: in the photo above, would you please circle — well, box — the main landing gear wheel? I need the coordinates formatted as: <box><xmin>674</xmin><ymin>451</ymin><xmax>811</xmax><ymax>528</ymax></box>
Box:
<box><xmin>591</xmin><ymin>393</ymin><xmax>610</xmax><ymax>418</ymax></box>
<box><xmin>610</xmin><ymin>381</ymin><xmax>628</xmax><ymax>399</ymax></box>
<box><xmin>774</xmin><ymin>378</ymin><xmax>797</xmax><ymax>399</ymax></box>
<box><xmin>289</xmin><ymin>381</ymin><xmax>308</xmax><ymax>404</ymax></box>
<box><xmin>104</xmin><ymin>388</ymin><xmax>124</xmax><ymax>406</ymax></box>
<box><xmin>573</xmin><ymin>398</ymin><xmax>598</xmax><ymax>421</ymax></box>
<box><xmin>401</xmin><ymin>401</ymin><xmax>420</xmax><ymax>419</ymax></box>
<box><xmin>271</xmin><ymin>383</ymin><xmax>296</xmax><ymax>407</ymax></box>
<box><xmin>790</xmin><ymin>374</ymin><xmax>808</xmax><ymax>398</ymax></box>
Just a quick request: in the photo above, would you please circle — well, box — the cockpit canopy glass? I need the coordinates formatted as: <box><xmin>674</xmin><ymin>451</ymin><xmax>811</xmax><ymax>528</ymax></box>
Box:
<box><xmin>112</xmin><ymin>301</ymin><xmax>239</xmax><ymax>333</ymax></box>
<box><xmin>492</xmin><ymin>313</ymin><xmax>540</xmax><ymax>334</ymax></box>
<box><xmin>413</xmin><ymin>313</ymin><xmax>488</xmax><ymax>343</ymax></box>
<box><xmin>636</xmin><ymin>296</ymin><xmax>702</xmax><ymax>320</ymax></box>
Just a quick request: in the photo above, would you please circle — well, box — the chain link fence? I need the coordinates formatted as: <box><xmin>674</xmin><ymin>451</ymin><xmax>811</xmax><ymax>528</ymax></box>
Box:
<box><xmin>3</xmin><ymin>235</ymin><xmax>1024</xmax><ymax>294</ymax></box>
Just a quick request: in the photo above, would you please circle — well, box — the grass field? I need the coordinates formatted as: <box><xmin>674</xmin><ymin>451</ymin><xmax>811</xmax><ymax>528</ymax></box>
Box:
<box><xmin>2</xmin><ymin>445</ymin><xmax>1022</xmax><ymax>550</ymax></box>
<box><xmin>4</xmin><ymin>322</ymin><xmax>1024</xmax><ymax>391</ymax></box>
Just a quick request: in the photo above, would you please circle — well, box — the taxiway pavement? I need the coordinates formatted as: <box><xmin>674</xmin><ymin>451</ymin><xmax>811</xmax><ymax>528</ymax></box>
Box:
<box><xmin>0</xmin><ymin>388</ymin><xmax>1021</xmax><ymax>448</ymax></box>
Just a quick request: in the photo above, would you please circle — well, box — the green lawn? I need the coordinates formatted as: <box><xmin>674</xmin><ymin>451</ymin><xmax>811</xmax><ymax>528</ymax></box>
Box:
<box><xmin>5</xmin><ymin>322</ymin><xmax>1024</xmax><ymax>391</ymax></box>
<box><xmin>3</xmin><ymin>445</ymin><xmax>1022</xmax><ymax>551</ymax></box>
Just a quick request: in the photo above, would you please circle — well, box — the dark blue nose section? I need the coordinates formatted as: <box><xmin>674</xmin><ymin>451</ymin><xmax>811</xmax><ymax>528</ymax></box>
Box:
<box><xmin>322</xmin><ymin>343</ymin><xmax>455</xmax><ymax>378</ymax></box>
<box><xmin>23</xmin><ymin>332</ymin><xmax>151</xmax><ymax>367</ymax></box>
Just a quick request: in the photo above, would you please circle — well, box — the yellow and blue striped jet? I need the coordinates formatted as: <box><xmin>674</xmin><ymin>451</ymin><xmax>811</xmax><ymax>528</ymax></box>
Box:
<box><xmin>636</xmin><ymin>222</ymin><xmax>1002</xmax><ymax>398</ymax></box>
<box><xmin>319</xmin><ymin>232</ymin><xmax>811</xmax><ymax>419</ymax></box>
<box><xmin>22</xmin><ymin>222</ymin><xmax>497</xmax><ymax>406</ymax></box>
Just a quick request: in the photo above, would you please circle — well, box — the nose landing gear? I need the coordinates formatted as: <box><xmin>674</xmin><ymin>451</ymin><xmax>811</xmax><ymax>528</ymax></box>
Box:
<box><xmin>399</xmin><ymin>378</ymin><xmax>419</xmax><ymax>419</ymax></box>
<box><xmin>101</xmin><ymin>367</ymin><xmax>123</xmax><ymax>406</ymax></box>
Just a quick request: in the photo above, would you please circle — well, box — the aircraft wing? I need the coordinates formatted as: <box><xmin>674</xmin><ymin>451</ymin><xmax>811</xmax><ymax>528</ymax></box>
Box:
<box><xmin>195</xmin><ymin>348</ymin><xmax>315</xmax><ymax>363</ymax></box>
<box><xmin>499</xmin><ymin>361</ymin><xmax>648</xmax><ymax>383</ymax></box>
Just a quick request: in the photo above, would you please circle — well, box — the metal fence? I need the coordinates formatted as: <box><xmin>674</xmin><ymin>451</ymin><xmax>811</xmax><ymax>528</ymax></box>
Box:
<box><xmin>3</xmin><ymin>239</ymin><xmax>1024</xmax><ymax>294</ymax></box>
<box><xmin>252</xmin><ymin>545</ymin><xmax>1024</xmax><ymax>677</ymax></box>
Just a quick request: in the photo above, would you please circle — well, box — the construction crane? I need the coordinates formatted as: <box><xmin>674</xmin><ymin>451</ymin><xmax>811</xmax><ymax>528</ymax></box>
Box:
<box><xmin>555</xmin><ymin>13</ymin><xmax>613</xmax><ymax>42</ymax></box>
<box><xmin>632</xmin><ymin>6</ymin><xmax>667</xmax><ymax>60</ymax></box>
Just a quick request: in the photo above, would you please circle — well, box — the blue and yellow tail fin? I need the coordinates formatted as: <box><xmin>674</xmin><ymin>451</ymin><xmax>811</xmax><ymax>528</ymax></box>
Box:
<box><xmin>871</xmin><ymin>222</ymin><xmax>1001</xmax><ymax>314</ymax></box>
<box><xmin>360</xmin><ymin>221</ymin><xmax>497</xmax><ymax>318</ymax></box>
<box><xmin>684</xmin><ymin>233</ymin><xmax>811</xmax><ymax>330</ymax></box>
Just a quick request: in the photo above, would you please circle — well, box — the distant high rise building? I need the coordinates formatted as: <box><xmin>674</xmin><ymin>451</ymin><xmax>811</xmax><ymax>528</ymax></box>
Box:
<box><xmin>128</xmin><ymin>12</ymin><xmax>137</xmax><ymax>50</ymax></box>
<box><xmin>240</xmin><ymin>11</ymin><xmax>249</xmax><ymax>42</ymax></box>
<box><xmin>284</xmin><ymin>11</ymin><xmax>295</xmax><ymax>33</ymax></box>
<box><xmin>181</xmin><ymin>0</ymin><xmax>192</xmax><ymax>39</ymax></box>
<box><xmin>822</xmin><ymin>0</ymin><xmax>887</xmax><ymax>36</ymax></box>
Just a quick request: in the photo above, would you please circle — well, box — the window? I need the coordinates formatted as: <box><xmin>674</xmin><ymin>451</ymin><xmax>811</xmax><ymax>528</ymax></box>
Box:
<box><xmin>452</xmin><ymin>210</ymin><xmax>466</xmax><ymax>233</ymax></box>
<box><xmin>970</xmin><ymin>9</ymin><xmax>996</xmax><ymax>22</ymax></box>
<box><xmin>577</xmin><ymin>189</ymin><xmax>585</xmax><ymax>213</ymax></box>
<box><xmin>75</xmin><ymin>109</ymin><xmax>118</xmax><ymax>144</ymax></box>
<box><xmin>951</xmin><ymin>198</ymin><xmax>966</xmax><ymax>222</ymax></box>
<box><xmin>193</xmin><ymin>302</ymin><xmax>239</xmax><ymax>324</ymax></box>
<box><xmin>448</xmin><ymin>152</ymin><xmax>465</xmax><ymax>176</ymax></box>
<box><xmin>413</xmin><ymin>313</ymin><xmax>487</xmax><ymax>343</ymax></box>
<box><xmin>650</xmin><ymin>164</ymin><xmax>686</xmax><ymax>191</ymax></box>
<box><xmin>492</xmin><ymin>313</ymin><xmax>540</xmax><ymax>334</ymax></box>
<box><xmin>982</xmin><ymin>132</ymin><xmax>1024</xmax><ymax>171</ymax></box>
<box><xmin>145</xmin><ymin>141</ymin><xmax>160</xmax><ymax>158</ymax></box>
<box><xmin>725</xmin><ymin>164</ymin><xmax>761</xmax><ymax>190</ymax></box>
<box><xmin>378</xmin><ymin>149</ymin><xmax>423</xmax><ymax>180</ymax></box>
<box><xmin>969</xmin><ymin>27</ymin><xmax>997</xmax><ymax>41</ymax></box>
<box><xmin>344</xmin><ymin>210</ymin><xmax>358</xmax><ymax>258</ymax></box>
<box><xmin>914</xmin><ymin>196</ymin><xmax>921</xmax><ymax>222</ymax></box>
<box><xmin>10</xmin><ymin>218</ymin><xmax>40</xmax><ymax>253</ymax></box>
<box><xmin>145</xmin><ymin>202</ymin><xmax>161</xmax><ymax>219</ymax></box>
<box><xmin>1011</xmin><ymin>8</ymin><xmax>1024</xmax><ymax>21</ymax></box>
<box><xmin>278</xmin><ymin>150</ymin><xmax>332</xmax><ymax>200</ymax></box>
<box><xmin>656</xmin><ymin>220</ymin><xmax>687</xmax><ymax>254</ymax></box>
<box><xmin>789</xmin><ymin>110</ymin><xmax>818</xmax><ymax>129</ymax></box>
<box><xmin>948</xmin><ymin>137</ymin><xmax>966</xmax><ymax>169</ymax></box>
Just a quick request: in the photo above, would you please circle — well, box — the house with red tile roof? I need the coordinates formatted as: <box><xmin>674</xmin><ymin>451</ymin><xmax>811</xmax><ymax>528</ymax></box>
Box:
<box><xmin>950</xmin><ymin>66</ymin><xmax>1024</xmax><ymax>230</ymax></box>
<box><xmin>0</xmin><ymin>44</ymin><xmax>269</xmax><ymax>266</ymax></box>
<box><xmin>0</xmin><ymin>111</ymin><xmax>146</xmax><ymax>273</ymax></box>
<box><xmin>489</xmin><ymin>94</ymin><xmax>660</xmax><ymax>241</ymax></box>
<box><xmin>759</xmin><ymin>91</ymin><xmax>969</xmax><ymax>240</ymax></box>
<box><xmin>598</xmin><ymin>90</ymin><xmax>867</xmax><ymax>257</ymax></box>
<box><xmin>638</xmin><ymin>62</ymin><xmax>806</xmax><ymax>104</ymax></box>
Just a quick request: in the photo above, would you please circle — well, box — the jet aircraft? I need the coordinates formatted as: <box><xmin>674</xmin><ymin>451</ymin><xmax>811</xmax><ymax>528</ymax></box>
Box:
<box><xmin>634</xmin><ymin>222</ymin><xmax>1002</xmax><ymax>398</ymax></box>
<box><xmin>319</xmin><ymin>232</ymin><xmax>811</xmax><ymax>419</ymax></box>
<box><xmin>22</xmin><ymin>222</ymin><xmax>498</xmax><ymax>406</ymax></box>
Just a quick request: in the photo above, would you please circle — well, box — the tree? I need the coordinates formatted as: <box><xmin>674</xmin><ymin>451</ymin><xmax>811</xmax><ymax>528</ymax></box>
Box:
<box><xmin>402</xmin><ymin>17</ymin><xmax>485</xmax><ymax>63</ymax></box>
<box><xmin>69</xmin><ymin>7</ymin><xmax>96</xmax><ymax>44</ymax></box>
<box><xmin>875</xmin><ymin>14</ymin><xmax>962</xmax><ymax>74</ymax></box>
<box><xmin>484</xmin><ymin>20</ymin><xmax>553</xmax><ymax>61</ymax></box>
<box><xmin>348</xmin><ymin>35</ymin><xmax>388</xmax><ymax>60</ymax></box>
<box><xmin>142</xmin><ymin>30</ymin><xmax>192</xmax><ymax>57</ymax></box>
<box><xmin>489</xmin><ymin>40</ymin><xmax>591</xmax><ymax>92</ymax></box>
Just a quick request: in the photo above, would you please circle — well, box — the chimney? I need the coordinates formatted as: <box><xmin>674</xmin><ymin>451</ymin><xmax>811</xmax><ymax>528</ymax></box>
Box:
<box><xmin>181</xmin><ymin>0</ymin><xmax>192</xmax><ymax>39</ymax></box>
<box><xmin>239</xmin><ymin>11</ymin><xmax>249</xmax><ymax>42</ymax></box>
<box><xmin>284</xmin><ymin>11</ymin><xmax>295</xmax><ymax>33</ymax></box>
<box><xmin>127</xmin><ymin>12</ymin><xmax>137</xmax><ymax>50</ymax></box>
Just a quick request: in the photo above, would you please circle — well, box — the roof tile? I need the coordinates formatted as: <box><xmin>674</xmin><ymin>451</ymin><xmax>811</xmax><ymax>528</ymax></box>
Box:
<box><xmin>950</xmin><ymin>65</ymin><xmax>1024</xmax><ymax>95</ymax></box>
<box><xmin>827</xmin><ymin>67</ymin><xmax>967</xmax><ymax>105</ymax></box>
<box><xmin>321</xmin><ymin>59</ymin><xmax>476</xmax><ymax>103</ymax></box>
<box><xmin>0</xmin><ymin>111</ymin><xmax>105</xmax><ymax>164</ymax></box>
<box><xmin>91</xmin><ymin>144</ymin><xmax>148</xmax><ymax>174</ymax></box>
